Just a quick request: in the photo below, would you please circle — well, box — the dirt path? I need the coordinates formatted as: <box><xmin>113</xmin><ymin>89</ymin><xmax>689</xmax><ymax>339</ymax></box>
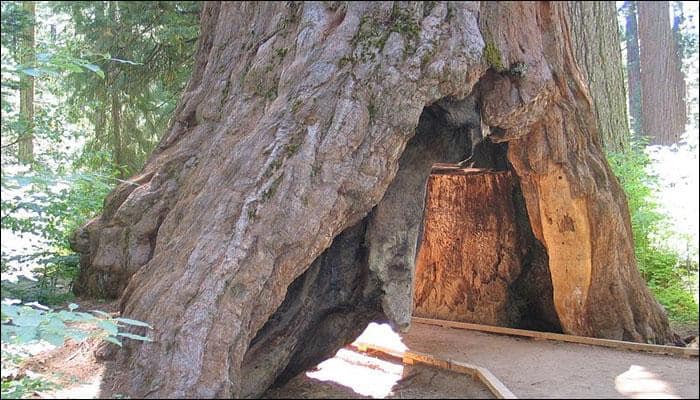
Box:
<box><xmin>15</xmin><ymin>305</ymin><xmax>698</xmax><ymax>399</ymax></box>
<box><xmin>398</xmin><ymin>322</ymin><xmax>699</xmax><ymax>399</ymax></box>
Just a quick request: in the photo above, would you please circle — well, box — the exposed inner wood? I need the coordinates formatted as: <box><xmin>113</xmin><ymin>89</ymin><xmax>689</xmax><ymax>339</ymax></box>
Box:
<box><xmin>414</xmin><ymin>169</ymin><xmax>524</xmax><ymax>326</ymax></box>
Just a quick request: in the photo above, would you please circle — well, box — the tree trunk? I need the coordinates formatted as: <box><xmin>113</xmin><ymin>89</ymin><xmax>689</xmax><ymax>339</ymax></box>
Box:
<box><xmin>71</xmin><ymin>2</ymin><xmax>676</xmax><ymax>398</ymax></box>
<box><xmin>624</xmin><ymin>1</ymin><xmax>642</xmax><ymax>137</ymax></box>
<box><xmin>566</xmin><ymin>1</ymin><xmax>629</xmax><ymax>152</ymax></box>
<box><xmin>638</xmin><ymin>1</ymin><xmax>687</xmax><ymax>144</ymax></box>
<box><xmin>111</xmin><ymin>93</ymin><xmax>124</xmax><ymax>177</ymax></box>
<box><xmin>18</xmin><ymin>1</ymin><xmax>35</xmax><ymax>165</ymax></box>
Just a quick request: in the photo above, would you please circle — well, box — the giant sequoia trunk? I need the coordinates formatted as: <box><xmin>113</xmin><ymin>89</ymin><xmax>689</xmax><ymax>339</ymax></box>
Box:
<box><xmin>623</xmin><ymin>1</ymin><xmax>642</xmax><ymax>136</ymax></box>
<box><xmin>71</xmin><ymin>2</ymin><xmax>676</xmax><ymax>398</ymax></box>
<box><xmin>638</xmin><ymin>1</ymin><xmax>687</xmax><ymax>144</ymax></box>
<box><xmin>566</xmin><ymin>1</ymin><xmax>629</xmax><ymax>152</ymax></box>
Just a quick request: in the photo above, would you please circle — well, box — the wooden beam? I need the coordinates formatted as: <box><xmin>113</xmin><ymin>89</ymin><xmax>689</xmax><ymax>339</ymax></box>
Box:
<box><xmin>453</xmin><ymin>360</ymin><xmax>518</xmax><ymax>400</ymax></box>
<box><xmin>412</xmin><ymin>316</ymin><xmax>699</xmax><ymax>358</ymax></box>
<box><xmin>352</xmin><ymin>342</ymin><xmax>404</xmax><ymax>359</ymax></box>
<box><xmin>430</xmin><ymin>163</ymin><xmax>494</xmax><ymax>176</ymax></box>
<box><xmin>351</xmin><ymin>342</ymin><xmax>518</xmax><ymax>399</ymax></box>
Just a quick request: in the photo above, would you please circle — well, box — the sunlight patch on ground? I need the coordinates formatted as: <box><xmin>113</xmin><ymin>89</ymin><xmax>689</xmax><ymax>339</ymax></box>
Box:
<box><xmin>48</xmin><ymin>372</ymin><xmax>102</xmax><ymax>399</ymax></box>
<box><xmin>352</xmin><ymin>322</ymin><xmax>408</xmax><ymax>354</ymax></box>
<box><xmin>615</xmin><ymin>364</ymin><xmax>680</xmax><ymax>399</ymax></box>
<box><xmin>305</xmin><ymin>323</ymin><xmax>408</xmax><ymax>398</ymax></box>
<box><xmin>306</xmin><ymin>348</ymin><xmax>403</xmax><ymax>398</ymax></box>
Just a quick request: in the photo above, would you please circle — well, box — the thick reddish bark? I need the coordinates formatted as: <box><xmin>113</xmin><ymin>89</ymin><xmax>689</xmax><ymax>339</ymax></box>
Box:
<box><xmin>71</xmin><ymin>2</ymin><xmax>676</xmax><ymax>398</ymax></box>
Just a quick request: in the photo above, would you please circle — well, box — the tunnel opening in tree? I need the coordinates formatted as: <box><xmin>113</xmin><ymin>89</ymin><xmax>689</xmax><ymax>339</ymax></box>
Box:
<box><xmin>241</xmin><ymin>92</ymin><xmax>563</xmax><ymax>394</ymax></box>
<box><xmin>240</xmin><ymin>94</ymin><xmax>483</xmax><ymax>392</ymax></box>
<box><xmin>408</xmin><ymin>84</ymin><xmax>561</xmax><ymax>332</ymax></box>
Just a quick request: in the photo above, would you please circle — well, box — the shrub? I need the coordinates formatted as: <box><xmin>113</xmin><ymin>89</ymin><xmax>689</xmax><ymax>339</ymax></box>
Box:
<box><xmin>608</xmin><ymin>138</ymin><xmax>699</xmax><ymax>324</ymax></box>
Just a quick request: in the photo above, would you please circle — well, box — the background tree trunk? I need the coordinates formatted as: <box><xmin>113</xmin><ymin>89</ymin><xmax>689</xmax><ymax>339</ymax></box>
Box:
<box><xmin>566</xmin><ymin>1</ymin><xmax>629</xmax><ymax>152</ymax></box>
<box><xmin>18</xmin><ymin>1</ymin><xmax>35</xmax><ymax>164</ymax></box>
<box><xmin>72</xmin><ymin>2</ymin><xmax>676</xmax><ymax>397</ymax></box>
<box><xmin>638</xmin><ymin>1</ymin><xmax>687</xmax><ymax>144</ymax></box>
<box><xmin>623</xmin><ymin>1</ymin><xmax>642</xmax><ymax>137</ymax></box>
<box><xmin>111</xmin><ymin>93</ymin><xmax>124</xmax><ymax>177</ymax></box>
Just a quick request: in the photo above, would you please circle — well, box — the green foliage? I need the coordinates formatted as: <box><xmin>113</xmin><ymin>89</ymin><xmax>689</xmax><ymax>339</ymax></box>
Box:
<box><xmin>1</xmin><ymin>1</ymin><xmax>197</xmax><ymax>306</ymax></box>
<box><xmin>15</xmin><ymin>50</ymin><xmax>105</xmax><ymax>79</ymax></box>
<box><xmin>1</xmin><ymin>2</ymin><xmax>109</xmax><ymax>167</ymax></box>
<box><xmin>507</xmin><ymin>62</ymin><xmax>528</xmax><ymax>78</ymax></box>
<box><xmin>0</xmin><ymin>2</ymin><xmax>31</xmax><ymax>48</ymax></box>
<box><xmin>1</xmin><ymin>375</ymin><xmax>56</xmax><ymax>399</ymax></box>
<box><xmin>367</xmin><ymin>98</ymin><xmax>377</xmax><ymax>120</ymax></box>
<box><xmin>351</xmin><ymin>5</ymin><xmax>421</xmax><ymax>62</ymax></box>
<box><xmin>389</xmin><ymin>4</ymin><xmax>420</xmax><ymax>49</ymax></box>
<box><xmin>1</xmin><ymin>171</ymin><xmax>114</xmax><ymax>245</ymax></box>
<box><xmin>48</xmin><ymin>1</ymin><xmax>201</xmax><ymax>176</ymax></box>
<box><xmin>607</xmin><ymin>140</ymin><xmax>662</xmax><ymax>250</ymax></box>
<box><xmin>1</xmin><ymin>170</ymin><xmax>116</xmax><ymax>304</ymax></box>
<box><xmin>352</xmin><ymin>14</ymin><xmax>390</xmax><ymax>62</ymax></box>
<box><xmin>2</xmin><ymin>3</ymin><xmax>171</xmax><ymax>396</ymax></box>
<box><xmin>671</xmin><ymin>1</ymin><xmax>698</xmax><ymax>61</ymax></box>
<box><xmin>608</xmin><ymin>139</ymin><xmax>699</xmax><ymax>324</ymax></box>
<box><xmin>1</xmin><ymin>301</ymin><xmax>153</xmax><ymax>398</ymax></box>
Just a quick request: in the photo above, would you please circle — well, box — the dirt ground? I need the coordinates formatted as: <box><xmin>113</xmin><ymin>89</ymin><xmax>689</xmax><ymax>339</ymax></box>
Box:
<box><xmin>12</xmin><ymin>297</ymin><xmax>119</xmax><ymax>399</ymax></box>
<box><xmin>21</xmin><ymin>335</ymin><xmax>103</xmax><ymax>390</ymax></box>
<box><xmin>400</xmin><ymin>322</ymin><xmax>699</xmax><ymax>399</ymax></box>
<box><xmin>10</xmin><ymin>299</ymin><xmax>699</xmax><ymax>399</ymax></box>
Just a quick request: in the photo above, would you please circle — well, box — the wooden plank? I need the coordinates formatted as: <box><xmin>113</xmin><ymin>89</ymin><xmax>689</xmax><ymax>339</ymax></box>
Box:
<box><xmin>429</xmin><ymin>163</ymin><xmax>496</xmax><ymax>176</ymax></box>
<box><xmin>404</xmin><ymin>351</ymin><xmax>451</xmax><ymax>370</ymax></box>
<box><xmin>412</xmin><ymin>316</ymin><xmax>699</xmax><ymax>358</ymax></box>
<box><xmin>406</xmin><ymin>355</ymin><xmax>518</xmax><ymax>399</ymax></box>
<box><xmin>353</xmin><ymin>342</ymin><xmax>518</xmax><ymax>399</ymax></box>
<box><xmin>450</xmin><ymin>360</ymin><xmax>517</xmax><ymax>399</ymax></box>
<box><xmin>449</xmin><ymin>361</ymin><xmax>476</xmax><ymax>378</ymax></box>
<box><xmin>472</xmin><ymin>364</ymin><xmax>518</xmax><ymax>399</ymax></box>
<box><xmin>350</xmin><ymin>342</ymin><xmax>403</xmax><ymax>359</ymax></box>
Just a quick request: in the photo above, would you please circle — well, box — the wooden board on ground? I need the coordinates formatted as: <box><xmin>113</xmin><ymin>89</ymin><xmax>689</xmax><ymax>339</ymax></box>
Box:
<box><xmin>412</xmin><ymin>316</ymin><xmax>699</xmax><ymax>358</ymax></box>
<box><xmin>352</xmin><ymin>343</ymin><xmax>518</xmax><ymax>399</ymax></box>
